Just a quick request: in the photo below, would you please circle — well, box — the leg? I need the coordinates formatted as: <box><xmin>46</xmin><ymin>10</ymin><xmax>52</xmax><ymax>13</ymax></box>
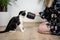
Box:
<box><xmin>19</xmin><ymin>24</ymin><xmax>24</xmax><ymax>32</ymax></box>
<box><xmin>38</xmin><ymin>22</ymin><xmax>51</xmax><ymax>34</ymax></box>
<box><xmin>19</xmin><ymin>16</ymin><xmax>24</xmax><ymax>32</ymax></box>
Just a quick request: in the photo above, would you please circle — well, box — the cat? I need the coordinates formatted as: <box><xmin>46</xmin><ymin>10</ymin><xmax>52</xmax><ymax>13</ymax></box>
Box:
<box><xmin>0</xmin><ymin>11</ymin><xmax>26</xmax><ymax>33</ymax></box>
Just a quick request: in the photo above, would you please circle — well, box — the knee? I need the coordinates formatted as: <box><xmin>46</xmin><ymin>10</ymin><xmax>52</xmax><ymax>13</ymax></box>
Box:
<box><xmin>38</xmin><ymin>27</ymin><xmax>45</xmax><ymax>34</ymax></box>
<box><xmin>38</xmin><ymin>22</ymin><xmax>50</xmax><ymax>34</ymax></box>
<box><xmin>38</xmin><ymin>28</ymin><xmax>50</xmax><ymax>34</ymax></box>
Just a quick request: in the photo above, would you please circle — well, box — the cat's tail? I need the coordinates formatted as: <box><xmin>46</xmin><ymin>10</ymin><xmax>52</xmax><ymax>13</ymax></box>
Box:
<box><xmin>0</xmin><ymin>29</ymin><xmax>9</xmax><ymax>33</ymax></box>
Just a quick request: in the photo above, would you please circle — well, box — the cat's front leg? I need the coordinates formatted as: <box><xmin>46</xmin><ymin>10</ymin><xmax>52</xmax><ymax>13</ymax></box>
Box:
<box><xmin>18</xmin><ymin>24</ymin><xmax>24</xmax><ymax>32</ymax></box>
<box><xmin>19</xmin><ymin>16</ymin><xmax>24</xmax><ymax>32</ymax></box>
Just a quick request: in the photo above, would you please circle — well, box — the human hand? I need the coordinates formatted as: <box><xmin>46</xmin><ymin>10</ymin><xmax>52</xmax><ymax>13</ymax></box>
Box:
<box><xmin>35</xmin><ymin>13</ymin><xmax>40</xmax><ymax>17</ymax></box>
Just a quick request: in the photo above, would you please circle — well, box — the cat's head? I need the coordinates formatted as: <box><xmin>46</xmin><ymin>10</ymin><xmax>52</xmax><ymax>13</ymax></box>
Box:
<box><xmin>19</xmin><ymin>10</ymin><xmax>26</xmax><ymax>16</ymax></box>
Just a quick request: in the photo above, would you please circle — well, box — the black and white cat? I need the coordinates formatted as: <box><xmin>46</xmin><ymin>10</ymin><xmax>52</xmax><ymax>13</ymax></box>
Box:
<box><xmin>0</xmin><ymin>11</ymin><xmax>26</xmax><ymax>33</ymax></box>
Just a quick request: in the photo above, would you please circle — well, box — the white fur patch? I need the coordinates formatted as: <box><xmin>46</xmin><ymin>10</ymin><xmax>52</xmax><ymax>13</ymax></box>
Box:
<box><xmin>18</xmin><ymin>15</ymin><xmax>25</xmax><ymax>32</ymax></box>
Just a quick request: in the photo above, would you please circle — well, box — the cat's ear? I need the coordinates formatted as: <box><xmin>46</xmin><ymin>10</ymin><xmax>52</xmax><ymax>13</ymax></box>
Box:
<box><xmin>19</xmin><ymin>10</ymin><xmax>26</xmax><ymax>16</ymax></box>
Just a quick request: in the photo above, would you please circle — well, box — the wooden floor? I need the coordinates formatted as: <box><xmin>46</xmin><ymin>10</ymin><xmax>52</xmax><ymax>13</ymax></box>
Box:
<box><xmin>0</xmin><ymin>22</ymin><xmax>60</xmax><ymax>40</ymax></box>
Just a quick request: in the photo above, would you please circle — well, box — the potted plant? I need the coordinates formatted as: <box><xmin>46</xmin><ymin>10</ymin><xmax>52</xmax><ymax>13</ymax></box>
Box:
<box><xmin>0</xmin><ymin>0</ymin><xmax>10</xmax><ymax>12</ymax></box>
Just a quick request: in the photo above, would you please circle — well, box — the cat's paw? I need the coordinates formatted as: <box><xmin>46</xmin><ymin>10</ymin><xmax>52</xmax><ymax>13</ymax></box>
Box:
<box><xmin>21</xmin><ymin>30</ymin><xmax>24</xmax><ymax>32</ymax></box>
<box><xmin>21</xmin><ymin>28</ymin><xmax>24</xmax><ymax>32</ymax></box>
<box><xmin>20</xmin><ymin>27</ymin><xmax>24</xmax><ymax>32</ymax></box>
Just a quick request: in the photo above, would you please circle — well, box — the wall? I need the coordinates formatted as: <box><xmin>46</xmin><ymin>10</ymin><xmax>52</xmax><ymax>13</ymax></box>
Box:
<box><xmin>10</xmin><ymin>0</ymin><xmax>46</xmax><ymax>22</ymax></box>
<box><xmin>0</xmin><ymin>6</ymin><xmax>11</xmax><ymax>26</ymax></box>
<box><xmin>0</xmin><ymin>0</ymin><xmax>45</xmax><ymax>26</ymax></box>
<box><xmin>0</xmin><ymin>12</ymin><xmax>10</xmax><ymax>26</ymax></box>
